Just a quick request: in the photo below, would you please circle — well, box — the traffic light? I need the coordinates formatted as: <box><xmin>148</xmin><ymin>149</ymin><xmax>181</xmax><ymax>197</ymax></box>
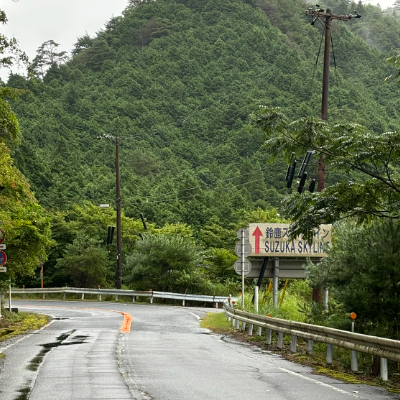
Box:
<box><xmin>298</xmin><ymin>150</ymin><xmax>314</xmax><ymax>178</ymax></box>
<box><xmin>286</xmin><ymin>159</ymin><xmax>297</xmax><ymax>188</ymax></box>
<box><xmin>309</xmin><ymin>178</ymin><xmax>316</xmax><ymax>193</ymax></box>
<box><xmin>107</xmin><ymin>226</ymin><xmax>115</xmax><ymax>245</ymax></box>
<box><xmin>298</xmin><ymin>172</ymin><xmax>308</xmax><ymax>193</ymax></box>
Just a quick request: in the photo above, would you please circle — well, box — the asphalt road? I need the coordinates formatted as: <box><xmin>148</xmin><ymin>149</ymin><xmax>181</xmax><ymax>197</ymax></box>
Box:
<box><xmin>0</xmin><ymin>300</ymin><xmax>399</xmax><ymax>400</ymax></box>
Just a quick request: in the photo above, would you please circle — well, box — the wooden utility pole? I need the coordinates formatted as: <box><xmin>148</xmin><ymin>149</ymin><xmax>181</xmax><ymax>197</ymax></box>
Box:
<box><xmin>305</xmin><ymin>6</ymin><xmax>360</xmax><ymax>302</ymax></box>
<box><xmin>115</xmin><ymin>133</ymin><xmax>122</xmax><ymax>290</ymax></box>
<box><xmin>97</xmin><ymin>133</ymin><xmax>123</xmax><ymax>290</ymax></box>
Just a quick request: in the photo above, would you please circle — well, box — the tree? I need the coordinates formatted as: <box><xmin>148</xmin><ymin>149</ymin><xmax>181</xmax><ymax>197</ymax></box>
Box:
<box><xmin>124</xmin><ymin>232</ymin><xmax>201</xmax><ymax>292</ymax></box>
<box><xmin>74</xmin><ymin>39</ymin><xmax>113</xmax><ymax>71</ymax></box>
<box><xmin>0</xmin><ymin>8</ymin><xmax>54</xmax><ymax>283</ymax></box>
<box><xmin>306</xmin><ymin>219</ymin><xmax>400</xmax><ymax>339</ymax></box>
<box><xmin>386</xmin><ymin>53</ymin><xmax>400</xmax><ymax>82</ymax></box>
<box><xmin>0</xmin><ymin>88</ymin><xmax>22</xmax><ymax>146</ymax></box>
<box><xmin>72</xmin><ymin>34</ymin><xmax>93</xmax><ymax>56</ymax></box>
<box><xmin>251</xmin><ymin>106</ymin><xmax>400</xmax><ymax>241</ymax></box>
<box><xmin>203</xmin><ymin>247</ymin><xmax>237</xmax><ymax>283</ymax></box>
<box><xmin>41</xmin><ymin>201</ymin><xmax>145</xmax><ymax>287</ymax></box>
<box><xmin>55</xmin><ymin>232</ymin><xmax>109</xmax><ymax>287</ymax></box>
<box><xmin>31</xmin><ymin>40</ymin><xmax>69</xmax><ymax>78</ymax></box>
<box><xmin>0</xmin><ymin>8</ymin><xmax>28</xmax><ymax>69</ymax></box>
<box><xmin>0</xmin><ymin>141</ymin><xmax>54</xmax><ymax>279</ymax></box>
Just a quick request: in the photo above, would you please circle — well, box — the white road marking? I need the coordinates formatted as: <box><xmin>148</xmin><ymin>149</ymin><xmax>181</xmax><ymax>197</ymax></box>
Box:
<box><xmin>188</xmin><ymin>312</ymin><xmax>201</xmax><ymax>320</ymax></box>
<box><xmin>231</xmin><ymin>345</ymin><xmax>365</xmax><ymax>399</ymax></box>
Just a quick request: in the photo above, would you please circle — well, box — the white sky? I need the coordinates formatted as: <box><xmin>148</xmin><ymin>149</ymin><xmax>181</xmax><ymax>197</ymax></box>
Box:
<box><xmin>0</xmin><ymin>0</ymin><xmax>129</xmax><ymax>80</ymax></box>
<box><xmin>0</xmin><ymin>0</ymin><xmax>398</xmax><ymax>81</ymax></box>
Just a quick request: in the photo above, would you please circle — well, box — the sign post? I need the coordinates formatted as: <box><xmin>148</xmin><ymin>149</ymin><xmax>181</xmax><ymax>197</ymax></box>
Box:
<box><xmin>234</xmin><ymin>223</ymin><xmax>332</xmax><ymax>310</ymax></box>
<box><xmin>240</xmin><ymin>228</ymin><xmax>245</xmax><ymax>309</ymax></box>
<box><xmin>235</xmin><ymin>228</ymin><xmax>252</xmax><ymax>309</ymax></box>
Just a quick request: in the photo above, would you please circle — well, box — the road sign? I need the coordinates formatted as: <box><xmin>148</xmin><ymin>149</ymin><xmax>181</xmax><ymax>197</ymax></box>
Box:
<box><xmin>234</xmin><ymin>259</ymin><xmax>252</xmax><ymax>275</ymax></box>
<box><xmin>0</xmin><ymin>251</ymin><xmax>7</xmax><ymax>266</ymax></box>
<box><xmin>240</xmin><ymin>258</ymin><xmax>319</xmax><ymax>278</ymax></box>
<box><xmin>236</xmin><ymin>228</ymin><xmax>249</xmax><ymax>240</ymax></box>
<box><xmin>248</xmin><ymin>223</ymin><xmax>332</xmax><ymax>258</ymax></box>
<box><xmin>0</xmin><ymin>244</ymin><xmax>6</xmax><ymax>250</ymax></box>
<box><xmin>234</xmin><ymin>242</ymin><xmax>252</xmax><ymax>257</ymax></box>
<box><xmin>0</xmin><ymin>228</ymin><xmax>4</xmax><ymax>244</ymax></box>
<box><xmin>0</xmin><ymin>266</ymin><xmax>6</xmax><ymax>272</ymax></box>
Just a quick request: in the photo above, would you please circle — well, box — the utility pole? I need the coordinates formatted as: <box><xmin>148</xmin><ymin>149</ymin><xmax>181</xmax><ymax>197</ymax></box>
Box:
<box><xmin>97</xmin><ymin>133</ymin><xmax>122</xmax><ymax>289</ymax></box>
<box><xmin>115</xmin><ymin>133</ymin><xmax>122</xmax><ymax>290</ymax></box>
<box><xmin>305</xmin><ymin>5</ymin><xmax>360</xmax><ymax>302</ymax></box>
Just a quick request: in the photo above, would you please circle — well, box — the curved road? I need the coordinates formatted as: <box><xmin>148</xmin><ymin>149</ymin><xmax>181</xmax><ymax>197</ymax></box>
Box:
<box><xmin>0</xmin><ymin>300</ymin><xmax>398</xmax><ymax>400</ymax></box>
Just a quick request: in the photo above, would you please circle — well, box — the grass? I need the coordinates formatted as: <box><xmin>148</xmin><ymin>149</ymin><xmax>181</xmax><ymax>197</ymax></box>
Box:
<box><xmin>201</xmin><ymin>311</ymin><xmax>400</xmax><ymax>395</ymax></box>
<box><xmin>0</xmin><ymin>310</ymin><xmax>50</xmax><ymax>344</ymax></box>
<box><xmin>200</xmin><ymin>310</ymin><xmax>233</xmax><ymax>332</ymax></box>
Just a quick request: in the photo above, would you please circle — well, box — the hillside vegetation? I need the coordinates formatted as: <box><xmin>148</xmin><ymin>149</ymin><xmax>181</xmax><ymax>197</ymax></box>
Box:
<box><xmin>1</xmin><ymin>0</ymin><xmax>400</xmax><ymax>292</ymax></box>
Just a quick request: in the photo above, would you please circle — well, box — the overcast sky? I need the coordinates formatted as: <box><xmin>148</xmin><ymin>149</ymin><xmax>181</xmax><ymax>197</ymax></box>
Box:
<box><xmin>1</xmin><ymin>0</ymin><xmax>129</xmax><ymax>80</ymax></box>
<box><xmin>0</xmin><ymin>0</ymin><xmax>398</xmax><ymax>80</ymax></box>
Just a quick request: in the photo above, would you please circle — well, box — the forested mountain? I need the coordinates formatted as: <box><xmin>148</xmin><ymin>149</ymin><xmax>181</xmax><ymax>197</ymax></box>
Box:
<box><xmin>7</xmin><ymin>0</ymin><xmax>400</xmax><ymax>229</ymax></box>
<box><xmin>2</xmin><ymin>0</ymin><xmax>400</xmax><ymax>290</ymax></box>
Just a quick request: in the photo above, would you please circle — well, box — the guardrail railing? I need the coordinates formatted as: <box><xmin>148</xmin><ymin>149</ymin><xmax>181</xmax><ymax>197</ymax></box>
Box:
<box><xmin>224</xmin><ymin>302</ymin><xmax>400</xmax><ymax>381</ymax></box>
<box><xmin>7</xmin><ymin>287</ymin><xmax>228</xmax><ymax>307</ymax></box>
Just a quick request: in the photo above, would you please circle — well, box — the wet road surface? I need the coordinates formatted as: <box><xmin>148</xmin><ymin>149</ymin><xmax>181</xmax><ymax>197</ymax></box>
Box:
<box><xmin>0</xmin><ymin>300</ymin><xmax>399</xmax><ymax>400</ymax></box>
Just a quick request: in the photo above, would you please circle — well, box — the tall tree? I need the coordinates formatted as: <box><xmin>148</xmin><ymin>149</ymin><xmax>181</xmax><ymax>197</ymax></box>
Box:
<box><xmin>307</xmin><ymin>219</ymin><xmax>400</xmax><ymax>339</ymax></box>
<box><xmin>251</xmin><ymin>106</ymin><xmax>400</xmax><ymax>241</ymax></box>
<box><xmin>0</xmin><ymin>8</ymin><xmax>28</xmax><ymax>69</ymax></box>
<box><xmin>31</xmin><ymin>40</ymin><xmax>68</xmax><ymax>78</ymax></box>
<box><xmin>0</xmin><ymin>140</ymin><xmax>54</xmax><ymax>279</ymax></box>
<box><xmin>55</xmin><ymin>232</ymin><xmax>110</xmax><ymax>287</ymax></box>
<box><xmin>124</xmin><ymin>231</ymin><xmax>201</xmax><ymax>292</ymax></box>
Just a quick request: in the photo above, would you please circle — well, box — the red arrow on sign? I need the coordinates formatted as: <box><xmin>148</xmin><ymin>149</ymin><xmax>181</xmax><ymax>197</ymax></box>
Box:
<box><xmin>252</xmin><ymin>226</ymin><xmax>263</xmax><ymax>254</ymax></box>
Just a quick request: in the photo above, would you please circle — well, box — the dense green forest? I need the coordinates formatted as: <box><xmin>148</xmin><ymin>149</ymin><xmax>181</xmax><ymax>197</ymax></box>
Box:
<box><xmin>1</xmin><ymin>0</ymin><xmax>400</xmax><ymax>305</ymax></box>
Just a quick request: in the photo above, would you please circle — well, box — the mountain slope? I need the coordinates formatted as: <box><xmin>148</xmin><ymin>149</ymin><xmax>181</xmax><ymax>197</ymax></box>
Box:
<box><xmin>8</xmin><ymin>0</ymin><xmax>400</xmax><ymax>230</ymax></box>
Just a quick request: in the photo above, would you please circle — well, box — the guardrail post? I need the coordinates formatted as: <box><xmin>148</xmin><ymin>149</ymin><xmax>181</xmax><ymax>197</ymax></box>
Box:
<box><xmin>248</xmin><ymin>324</ymin><xmax>253</xmax><ymax>336</ymax></box>
<box><xmin>351</xmin><ymin>350</ymin><xmax>358</xmax><ymax>372</ymax></box>
<box><xmin>266</xmin><ymin>329</ymin><xmax>272</xmax><ymax>345</ymax></box>
<box><xmin>307</xmin><ymin>339</ymin><xmax>313</xmax><ymax>355</ymax></box>
<box><xmin>380</xmin><ymin>358</ymin><xmax>388</xmax><ymax>381</ymax></box>
<box><xmin>254</xmin><ymin>286</ymin><xmax>259</xmax><ymax>313</ymax></box>
<box><xmin>242</xmin><ymin>322</ymin><xmax>246</xmax><ymax>331</ymax></box>
<box><xmin>291</xmin><ymin>335</ymin><xmax>297</xmax><ymax>353</ymax></box>
<box><xmin>99</xmin><ymin>293</ymin><xmax>102</xmax><ymax>301</ymax></box>
<box><xmin>23</xmin><ymin>285</ymin><xmax>25</xmax><ymax>299</ymax></box>
<box><xmin>235</xmin><ymin>319</ymin><xmax>240</xmax><ymax>329</ymax></box>
<box><xmin>43</xmin><ymin>293</ymin><xmax>46</xmax><ymax>299</ymax></box>
<box><xmin>115</xmin><ymin>295</ymin><xmax>118</xmax><ymax>302</ymax></box>
<box><xmin>81</xmin><ymin>293</ymin><xmax>84</xmax><ymax>300</ymax></box>
<box><xmin>256</xmin><ymin>326</ymin><xmax>262</xmax><ymax>336</ymax></box>
<box><xmin>231</xmin><ymin>317</ymin><xmax>235</xmax><ymax>327</ymax></box>
<box><xmin>326</xmin><ymin>344</ymin><xmax>333</xmax><ymax>364</ymax></box>
<box><xmin>63</xmin><ymin>292</ymin><xmax>66</xmax><ymax>300</ymax></box>
<box><xmin>132</xmin><ymin>296</ymin><xmax>135</xmax><ymax>303</ymax></box>
<box><xmin>182</xmin><ymin>299</ymin><xmax>185</xmax><ymax>306</ymax></box>
<box><xmin>277</xmin><ymin>332</ymin><xmax>283</xmax><ymax>349</ymax></box>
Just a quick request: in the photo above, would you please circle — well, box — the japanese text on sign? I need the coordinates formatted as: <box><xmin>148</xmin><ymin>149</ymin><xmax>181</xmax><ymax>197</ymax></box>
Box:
<box><xmin>248</xmin><ymin>223</ymin><xmax>332</xmax><ymax>257</ymax></box>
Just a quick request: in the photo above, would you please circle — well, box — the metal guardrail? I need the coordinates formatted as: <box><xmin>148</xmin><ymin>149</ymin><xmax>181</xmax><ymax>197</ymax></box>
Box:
<box><xmin>8</xmin><ymin>287</ymin><xmax>228</xmax><ymax>306</ymax></box>
<box><xmin>224</xmin><ymin>302</ymin><xmax>400</xmax><ymax>381</ymax></box>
